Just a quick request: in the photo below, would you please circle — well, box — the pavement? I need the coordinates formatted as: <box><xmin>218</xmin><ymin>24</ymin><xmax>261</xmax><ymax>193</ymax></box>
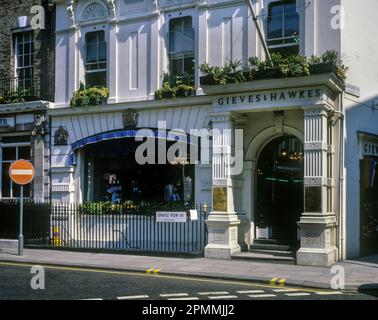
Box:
<box><xmin>0</xmin><ymin>245</ymin><xmax>377</xmax><ymax>292</ymax></box>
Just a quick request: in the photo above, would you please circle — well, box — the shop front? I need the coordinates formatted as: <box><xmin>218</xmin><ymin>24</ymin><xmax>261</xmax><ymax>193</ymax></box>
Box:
<box><xmin>203</xmin><ymin>74</ymin><xmax>344</xmax><ymax>266</ymax></box>
<box><xmin>50</xmin><ymin>74</ymin><xmax>346</xmax><ymax>266</ymax></box>
<box><xmin>49</xmin><ymin>102</ymin><xmax>212</xmax><ymax>205</ymax></box>
<box><xmin>0</xmin><ymin>104</ymin><xmax>49</xmax><ymax>201</ymax></box>
<box><xmin>358</xmin><ymin>132</ymin><xmax>378</xmax><ymax>256</ymax></box>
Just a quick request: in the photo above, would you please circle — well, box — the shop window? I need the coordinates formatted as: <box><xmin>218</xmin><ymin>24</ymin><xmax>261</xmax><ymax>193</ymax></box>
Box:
<box><xmin>14</xmin><ymin>31</ymin><xmax>34</xmax><ymax>87</ymax></box>
<box><xmin>267</xmin><ymin>0</ymin><xmax>300</xmax><ymax>56</ymax></box>
<box><xmin>360</xmin><ymin>156</ymin><xmax>378</xmax><ymax>255</ymax></box>
<box><xmin>85</xmin><ymin>31</ymin><xmax>107</xmax><ymax>87</ymax></box>
<box><xmin>1</xmin><ymin>145</ymin><xmax>31</xmax><ymax>198</ymax></box>
<box><xmin>83</xmin><ymin>138</ymin><xmax>195</xmax><ymax>203</ymax></box>
<box><xmin>169</xmin><ymin>16</ymin><xmax>195</xmax><ymax>80</ymax></box>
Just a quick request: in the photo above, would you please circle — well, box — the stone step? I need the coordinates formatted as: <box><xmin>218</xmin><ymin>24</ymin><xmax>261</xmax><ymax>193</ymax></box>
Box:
<box><xmin>253</xmin><ymin>239</ymin><xmax>281</xmax><ymax>245</ymax></box>
<box><xmin>232</xmin><ymin>252</ymin><xmax>296</xmax><ymax>265</ymax></box>
<box><xmin>248</xmin><ymin>248</ymin><xmax>295</xmax><ymax>257</ymax></box>
<box><xmin>250</xmin><ymin>243</ymin><xmax>291</xmax><ymax>251</ymax></box>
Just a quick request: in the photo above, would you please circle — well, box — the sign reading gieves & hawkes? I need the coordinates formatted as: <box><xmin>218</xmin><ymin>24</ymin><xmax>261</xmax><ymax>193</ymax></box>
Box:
<box><xmin>216</xmin><ymin>89</ymin><xmax>323</xmax><ymax>107</ymax></box>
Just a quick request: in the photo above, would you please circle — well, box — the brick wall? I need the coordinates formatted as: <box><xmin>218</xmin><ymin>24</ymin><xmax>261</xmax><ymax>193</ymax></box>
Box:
<box><xmin>0</xmin><ymin>0</ymin><xmax>55</xmax><ymax>101</ymax></box>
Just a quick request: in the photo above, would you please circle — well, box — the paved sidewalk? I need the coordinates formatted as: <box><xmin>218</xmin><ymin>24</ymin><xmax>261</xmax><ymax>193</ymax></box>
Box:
<box><xmin>0</xmin><ymin>247</ymin><xmax>377</xmax><ymax>291</ymax></box>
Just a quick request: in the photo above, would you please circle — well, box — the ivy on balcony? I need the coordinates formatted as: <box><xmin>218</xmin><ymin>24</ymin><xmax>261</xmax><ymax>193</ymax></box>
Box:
<box><xmin>199</xmin><ymin>50</ymin><xmax>348</xmax><ymax>86</ymax></box>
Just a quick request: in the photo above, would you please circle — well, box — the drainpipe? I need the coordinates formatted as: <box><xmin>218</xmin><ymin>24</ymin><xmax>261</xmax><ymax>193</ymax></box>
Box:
<box><xmin>337</xmin><ymin>93</ymin><xmax>345</xmax><ymax>261</ymax></box>
<box><xmin>245</xmin><ymin>0</ymin><xmax>273</xmax><ymax>64</ymax></box>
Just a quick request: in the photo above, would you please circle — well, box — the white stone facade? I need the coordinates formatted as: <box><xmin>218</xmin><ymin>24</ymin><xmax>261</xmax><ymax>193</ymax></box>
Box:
<box><xmin>49</xmin><ymin>0</ymin><xmax>378</xmax><ymax>265</ymax></box>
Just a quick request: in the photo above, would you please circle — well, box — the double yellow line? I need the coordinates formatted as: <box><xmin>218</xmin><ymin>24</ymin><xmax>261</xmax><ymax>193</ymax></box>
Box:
<box><xmin>270</xmin><ymin>278</ymin><xmax>286</xmax><ymax>286</ymax></box>
<box><xmin>145</xmin><ymin>268</ymin><xmax>161</xmax><ymax>275</ymax></box>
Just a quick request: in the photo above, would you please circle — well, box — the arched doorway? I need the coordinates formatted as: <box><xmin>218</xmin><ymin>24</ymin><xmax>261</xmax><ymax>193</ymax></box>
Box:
<box><xmin>256</xmin><ymin>135</ymin><xmax>304</xmax><ymax>244</ymax></box>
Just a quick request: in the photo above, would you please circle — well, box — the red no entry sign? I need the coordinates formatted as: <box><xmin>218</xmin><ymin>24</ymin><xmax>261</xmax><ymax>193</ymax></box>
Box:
<box><xmin>9</xmin><ymin>159</ymin><xmax>35</xmax><ymax>185</ymax></box>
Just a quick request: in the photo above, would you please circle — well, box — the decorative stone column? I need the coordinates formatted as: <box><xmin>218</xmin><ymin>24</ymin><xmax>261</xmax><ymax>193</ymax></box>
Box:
<box><xmin>205</xmin><ymin>113</ymin><xmax>241</xmax><ymax>259</ymax></box>
<box><xmin>31</xmin><ymin>113</ymin><xmax>48</xmax><ymax>202</ymax></box>
<box><xmin>297</xmin><ymin>106</ymin><xmax>338</xmax><ymax>266</ymax></box>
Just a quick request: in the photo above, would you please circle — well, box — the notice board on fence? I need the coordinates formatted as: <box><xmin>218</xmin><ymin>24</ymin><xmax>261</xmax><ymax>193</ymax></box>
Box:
<box><xmin>156</xmin><ymin>212</ymin><xmax>187</xmax><ymax>223</ymax></box>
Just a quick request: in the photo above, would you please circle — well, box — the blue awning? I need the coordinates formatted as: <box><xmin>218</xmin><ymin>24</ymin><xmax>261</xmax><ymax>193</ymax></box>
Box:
<box><xmin>68</xmin><ymin>129</ymin><xmax>196</xmax><ymax>166</ymax></box>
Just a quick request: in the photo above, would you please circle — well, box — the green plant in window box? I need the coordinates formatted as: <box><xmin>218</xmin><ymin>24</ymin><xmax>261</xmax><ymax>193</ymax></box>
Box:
<box><xmin>154</xmin><ymin>82</ymin><xmax>176</xmax><ymax>100</ymax></box>
<box><xmin>155</xmin><ymin>73</ymin><xmax>195</xmax><ymax>100</ymax></box>
<box><xmin>222</xmin><ymin>59</ymin><xmax>245</xmax><ymax>84</ymax></box>
<box><xmin>309</xmin><ymin>50</ymin><xmax>348</xmax><ymax>82</ymax></box>
<box><xmin>3</xmin><ymin>87</ymin><xmax>32</xmax><ymax>104</ymax></box>
<box><xmin>175</xmin><ymin>84</ymin><xmax>194</xmax><ymax>98</ymax></box>
<box><xmin>199</xmin><ymin>51</ymin><xmax>348</xmax><ymax>85</ymax></box>
<box><xmin>70</xmin><ymin>83</ymin><xmax>109</xmax><ymax>108</ymax></box>
<box><xmin>199</xmin><ymin>63</ymin><xmax>228</xmax><ymax>86</ymax></box>
<box><xmin>277</xmin><ymin>54</ymin><xmax>310</xmax><ymax>78</ymax></box>
<box><xmin>247</xmin><ymin>56</ymin><xmax>280</xmax><ymax>80</ymax></box>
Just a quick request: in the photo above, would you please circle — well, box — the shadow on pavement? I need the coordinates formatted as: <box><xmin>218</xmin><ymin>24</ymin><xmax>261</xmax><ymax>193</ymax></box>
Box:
<box><xmin>358</xmin><ymin>284</ymin><xmax>378</xmax><ymax>298</ymax></box>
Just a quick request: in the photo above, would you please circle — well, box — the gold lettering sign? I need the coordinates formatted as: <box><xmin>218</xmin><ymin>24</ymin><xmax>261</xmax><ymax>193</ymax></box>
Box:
<box><xmin>213</xmin><ymin>187</ymin><xmax>227</xmax><ymax>212</ymax></box>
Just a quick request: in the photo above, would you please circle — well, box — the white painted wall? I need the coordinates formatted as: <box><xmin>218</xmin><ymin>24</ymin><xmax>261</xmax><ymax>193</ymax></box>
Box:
<box><xmin>53</xmin><ymin>0</ymin><xmax>255</xmax><ymax>107</ymax></box>
<box><xmin>340</xmin><ymin>0</ymin><xmax>378</xmax><ymax>258</ymax></box>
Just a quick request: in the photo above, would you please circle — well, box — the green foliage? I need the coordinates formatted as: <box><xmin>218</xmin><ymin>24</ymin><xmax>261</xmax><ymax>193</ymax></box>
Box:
<box><xmin>199</xmin><ymin>50</ymin><xmax>348</xmax><ymax>85</ymax></box>
<box><xmin>199</xmin><ymin>63</ymin><xmax>228</xmax><ymax>85</ymax></box>
<box><xmin>1</xmin><ymin>87</ymin><xmax>32</xmax><ymax>104</ymax></box>
<box><xmin>223</xmin><ymin>59</ymin><xmax>245</xmax><ymax>83</ymax></box>
<box><xmin>154</xmin><ymin>82</ymin><xmax>176</xmax><ymax>100</ymax></box>
<box><xmin>320</xmin><ymin>50</ymin><xmax>339</xmax><ymax>65</ymax></box>
<box><xmin>277</xmin><ymin>54</ymin><xmax>310</xmax><ymax>78</ymax></box>
<box><xmin>308</xmin><ymin>54</ymin><xmax>322</xmax><ymax>66</ymax></box>
<box><xmin>309</xmin><ymin>50</ymin><xmax>349</xmax><ymax>82</ymax></box>
<box><xmin>70</xmin><ymin>83</ymin><xmax>109</xmax><ymax>108</ymax></box>
<box><xmin>78</xmin><ymin>200</ymin><xmax>190</xmax><ymax>216</ymax></box>
<box><xmin>155</xmin><ymin>73</ymin><xmax>195</xmax><ymax>100</ymax></box>
<box><xmin>176</xmin><ymin>84</ymin><xmax>194</xmax><ymax>98</ymax></box>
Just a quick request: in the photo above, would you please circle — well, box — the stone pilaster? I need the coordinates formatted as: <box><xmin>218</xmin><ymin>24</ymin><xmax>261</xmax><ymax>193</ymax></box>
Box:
<box><xmin>205</xmin><ymin>113</ymin><xmax>241</xmax><ymax>259</ymax></box>
<box><xmin>31</xmin><ymin>113</ymin><xmax>48</xmax><ymax>202</ymax></box>
<box><xmin>297</xmin><ymin>106</ymin><xmax>338</xmax><ymax>266</ymax></box>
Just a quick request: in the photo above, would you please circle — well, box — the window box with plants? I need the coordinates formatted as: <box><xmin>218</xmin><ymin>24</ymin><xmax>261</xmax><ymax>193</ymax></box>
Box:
<box><xmin>199</xmin><ymin>50</ymin><xmax>348</xmax><ymax>87</ymax></box>
<box><xmin>0</xmin><ymin>87</ymin><xmax>37</xmax><ymax>104</ymax></box>
<box><xmin>70</xmin><ymin>83</ymin><xmax>110</xmax><ymax>108</ymax></box>
<box><xmin>308</xmin><ymin>50</ymin><xmax>348</xmax><ymax>82</ymax></box>
<box><xmin>155</xmin><ymin>73</ymin><xmax>195</xmax><ymax>100</ymax></box>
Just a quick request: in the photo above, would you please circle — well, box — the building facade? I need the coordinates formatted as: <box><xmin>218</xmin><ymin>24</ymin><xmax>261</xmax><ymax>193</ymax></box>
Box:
<box><xmin>1</xmin><ymin>0</ymin><xmax>373</xmax><ymax>266</ymax></box>
<box><xmin>0</xmin><ymin>0</ymin><xmax>55</xmax><ymax>202</ymax></box>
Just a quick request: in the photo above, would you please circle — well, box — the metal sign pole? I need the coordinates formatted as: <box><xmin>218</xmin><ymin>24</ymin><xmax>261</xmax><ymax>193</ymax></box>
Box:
<box><xmin>19</xmin><ymin>185</ymin><xmax>24</xmax><ymax>256</ymax></box>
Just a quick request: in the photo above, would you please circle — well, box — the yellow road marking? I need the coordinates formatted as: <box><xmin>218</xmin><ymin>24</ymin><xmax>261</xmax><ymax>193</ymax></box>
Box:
<box><xmin>145</xmin><ymin>268</ymin><xmax>160</xmax><ymax>274</ymax></box>
<box><xmin>0</xmin><ymin>261</ymin><xmax>357</xmax><ymax>295</ymax></box>
<box><xmin>278</xmin><ymin>278</ymin><xmax>286</xmax><ymax>286</ymax></box>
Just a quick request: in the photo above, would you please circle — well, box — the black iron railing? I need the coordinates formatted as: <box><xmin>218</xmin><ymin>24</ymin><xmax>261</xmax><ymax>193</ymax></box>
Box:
<box><xmin>0</xmin><ymin>76</ymin><xmax>54</xmax><ymax>104</ymax></box>
<box><xmin>0</xmin><ymin>201</ymin><xmax>209</xmax><ymax>255</ymax></box>
<box><xmin>0</xmin><ymin>200</ymin><xmax>51</xmax><ymax>242</ymax></box>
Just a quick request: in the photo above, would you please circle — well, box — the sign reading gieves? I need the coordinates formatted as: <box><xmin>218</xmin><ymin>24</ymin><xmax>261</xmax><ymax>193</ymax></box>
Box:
<box><xmin>363</xmin><ymin>143</ymin><xmax>378</xmax><ymax>156</ymax></box>
<box><xmin>216</xmin><ymin>89</ymin><xmax>322</xmax><ymax>106</ymax></box>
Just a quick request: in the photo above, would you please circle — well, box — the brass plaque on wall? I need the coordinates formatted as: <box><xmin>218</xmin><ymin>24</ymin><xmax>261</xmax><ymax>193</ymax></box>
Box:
<box><xmin>213</xmin><ymin>187</ymin><xmax>227</xmax><ymax>212</ymax></box>
<box><xmin>305</xmin><ymin>187</ymin><xmax>322</xmax><ymax>212</ymax></box>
